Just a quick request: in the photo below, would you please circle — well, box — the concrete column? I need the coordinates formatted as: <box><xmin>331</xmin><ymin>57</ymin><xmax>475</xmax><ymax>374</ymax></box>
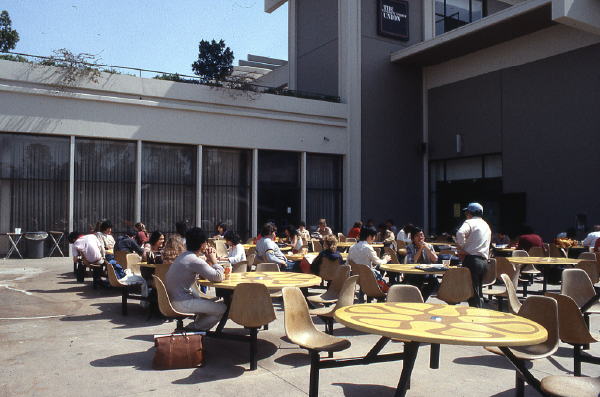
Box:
<box><xmin>301</xmin><ymin>151</ymin><xmax>307</xmax><ymax>222</ymax></box>
<box><xmin>423</xmin><ymin>69</ymin><xmax>430</xmax><ymax>234</ymax></box>
<box><xmin>339</xmin><ymin>0</ymin><xmax>362</xmax><ymax>232</ymax></box>
<box><xmin>197</xmin><ymin>145</ymin><xmax>203</xmax><ymax>228</ymax></box>
<box><xmin>252</xmin><ymin>149</ymin><xmax>259</xmax><ymax>237</ymax></box>
<box><xmin>423</xmin><ymin>0</ymin><xmax>436</xmax><ymax>40</ymax></box>
<box><xmin>135</xmin><ymin>140</ymin><xmax>142</xmax><ymax>223</ymax></box>
<box><xmin>68</xmin><ymin>136</ymin><xmax>75</xmax><ymax>257</ymax></box>
<box><xmin>288</xmin><ymin>0</ymin><xmax>297</xmax><ymax>90</ymax></box>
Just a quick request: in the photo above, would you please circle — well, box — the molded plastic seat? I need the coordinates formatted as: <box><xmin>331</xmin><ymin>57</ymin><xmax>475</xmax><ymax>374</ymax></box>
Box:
<box><xmin>80</xmin><ymin>252</ymin><xmax>106</xmax><ymax>290</ymax></box>
<box><xmin>337</xmin><ymin>233</ymin><xmax>346</xmax><ymax>242</ymax></box>
<box><xmin>486</xmin><ymin>296</ymin><xmax>559</xmax><ymax>397</ymax></box>
<box><xmin>512</xmin><ymin>250</ymin><xmax>529</xmax><ymax>257</ymax></box>
<box><xmin>541</xmin><ymin>374</ymin><xmax>600</xmax><ymax>397</ymax></box>
<box><xmin>528</xmin><ymin>247</ymin><xmax>545</xmax><ymax>257</ymax></box>
<box><xmin>513</xmin><ymin>250</ymin><xmax>539</xmax><ymax>297</ymax></box>
<box><xmin>228</xmin><ymin>283</ymin><xmax>277</xmax><ymax>370</ymax></box>
<box><xmin>345</xmin><ymin>238</ymin><xmax>357</xmax><ymax>243</ymax></box>
<box><xmin>256</xmin><ymin>262</ymin><xmax>281</xmax><ymax>272</ymax></box>
<box><xmin>575</xmin><ymin>260</ymin><xmax>600</xmax><ymax>285</ymax></box>
<box><xmin>482</xmin><ymin>259</ymin><xmax>497</xmax><ymax>288</ymax></box>
<box><xmin>307</xmin><ymin>265</ymin><xmax>350</xmax><ymax>305</ymax></box>
<box><xmin>232</xmin><ymin>262</ymin><xmax>248</xmax><ymax>273</ymax></box>
<box><xmin>154</xmin><ymin>263</ymin><xmax>172</xmax><ymax>283</ymax></box>
<box><xmin>383</xmin><ymin>247</ymin><xmax>400</xmax><ymax>264</ymax></box>
<box><xmin>501</xmin><ymin>273</ymin><xmax>522</xmax><ymax>315</ymax></box>
<box><xmin>545</xmin><ymin>292</ymin><xmax>600</xmax><ymax>376</ymax></box>
<box><xmin>435</xmin><ymin>267</ymin><xmax>474</xmax><ymax>305</ymax></box>
<box><xmin>114</xmin><ymin>250</ymin><xmax>129</xmax><ymax>269</ymax></box>
<box><xmin>152</xmin><ymin>275</ymin><xmax>193</xmax><ymax>330</ymax></box>
<box><xmin>107</xmin><ymin>261</ymin><xmax>146</xmax><ymax>316</ymax></box>
<box><xmin>439</xmin><ymin>249</ymin><xmax>455</xmax><ymax>256</ymax></box>
<box><xmin>282</xmin><ymin>286</ymin><xmax>351</xmax><ymax>397</ymax></box>
<box><xmin>318</xmin><ymin>257</ymin><xmax>342</xmax><ymax>281</ymax></box>
<box><xmin>355</xmin><ymin>263</ymin><xmax>387</xmax><ymax>302</ymax></box>
<box><xmin>312</xmin><ymin>241</ymin><xmax>323</xmax><ymax>253</ymax></box>
<box><xmin>483</xmin><ymin>257</ymin><xmax>521</xmax><ymax>311</ymax></box>
<box><xmin>550</xmin><ymin>243</ymin><xmax>567</xmax><ymax>258</ymax></box>
<box><xmin>215</xmin><ymin>240</ymin><xmax>228</xmax><ymax>258</ymax></box>
<box><xmin>125</xmin><ymin>253</ymin><xmax>143</xmax><ymax>276</ymax></box>
<box><xmin>579</xmin><ymin>252</ymin><xmax>597</xmax><ymax>261</ymax></box>
<box><xmin>309</xmin><ymin>275</ymin><xmax>358</xmax><ymax>335</ymax></box>
<box><xmin>386</xmin><ymin>284</ymin><xmax>424</xmax><ymax>303</ymax></box>
<box><xmin>561</xmin><ymin>269</ymin><xmax>600</xmax><ymax>314</ymax></box>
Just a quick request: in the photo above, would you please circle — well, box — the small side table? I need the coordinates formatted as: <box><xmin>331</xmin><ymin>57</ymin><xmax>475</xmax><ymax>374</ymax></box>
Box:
<box><xmin>48</xmin><ymin>231</ymin><xmax>65</xmax><ymax>257</ymax></box>
<box><xmin>3</xmin><ymin>233</ymin><xmax>24</xmax><ymax>259</ymax></box>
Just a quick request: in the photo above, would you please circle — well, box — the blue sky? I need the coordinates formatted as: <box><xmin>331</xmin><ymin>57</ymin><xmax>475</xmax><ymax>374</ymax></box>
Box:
<box><xmin>3</xmin><ymin>0</ymin><xmax>288</xmax><ymax>76</ymax></box>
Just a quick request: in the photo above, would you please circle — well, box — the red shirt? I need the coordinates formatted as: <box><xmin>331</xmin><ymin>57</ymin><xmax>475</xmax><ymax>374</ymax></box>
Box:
<box><xmin>516</xmin><ymin>234</ymin><xmax>545</xmax><ymax>253</ymax></box>
<box><xmin>594</xmin><ymin>238</ymin><xmax>600</xmax><ymax>253</ymax></box>
<box><xmin>347</xmin><ymin>228</ymin><xmax>360</xmax><ymax>239</ymax></box>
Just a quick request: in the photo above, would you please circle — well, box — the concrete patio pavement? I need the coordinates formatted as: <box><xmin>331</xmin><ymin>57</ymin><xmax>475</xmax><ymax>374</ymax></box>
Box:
<box><xmin>1</xmin><ymin>257</ymin><xmax>598</xmax><ymax>396</ymax></box>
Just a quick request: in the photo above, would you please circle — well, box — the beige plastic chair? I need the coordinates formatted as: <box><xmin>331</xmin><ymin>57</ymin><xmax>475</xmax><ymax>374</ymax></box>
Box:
<box><xmin>485</xmin><ymin>296</ymin><xmax>559</xmax><ymax>397</ymax></box>
<box><xmin>345</xmin><ymin>238</ymin><xmax>357</xmax><ymax>243</ymax></box>
<box><xmin>215</xmin><ymin>240</ymin><xmax>228</xmax><ymax>258</ymax></box>
<box><xmin>439</xmin><ymin>249</ymin><xmax>455</xmax><ymax>256</ymax></box>
<box><xmin>512</xmin><ymin>249</ymin><xmax>539</xmax><ymax>297</ymax></box>
<box><xmin>512</xmin><ymin>250</ymin><xmax>529</xmax><ymax>257</ymax></box>
<box><xmin>308</xmin><ymin>265</ymin><xmax>350</xmax><ymax>305</ymax></box>
<box><xmin>282</xmin><ymin>286</ymin><xmax>351</xmax><ymax>397</ymax></box>
<box><xmin>246</xmin><ymin>246</ymin><xmax>256</xmax><ymax>256</ymax></box>
<box><xmin>545</xmin><ymin>292</ymin><xmax>600</xmax><ymax>376</ymax></box>
<box><xmin>575</xmin><ymin>260</ymin><xmax>600</xmax><ymax>284</ymax></box>
<box><xmin>256</xmin><ymin>262</ymin><xmax>280</xmax><ymax>272</ymax></box>
<box><xmin>152</xmin><ymin>275</ymin><xmax>193</xmax><ymax>330</ymax></box>
<box><xmin>528</xmin><ymin>247</ymin><xmax>545</xmax><ymax>257</ymax></box>
<box><xmin>309</xmin><ymin>275</ymin><xmax>358</xmax><ymax>335</ymax></box>
<box><xmin>383</xmin><ymin>247</ymin><xmax>400</xmax><ymax>264</ymax></box>
<box><xmin>114</xmin><ymin>250</ymin><xmax>129</xmax><ymax>269</ymax></box>
<box><xmin>312</xmin><ymin>241</ymin><xmax>323</xmax><ymax>253</ymax></box>
<box><xmin>435</xmin><ymin>267</ymin><xmax>474</xmax><ymax>305</ymax></box>
<box><xmin>579</xmin><ymin>252</ymin><xmax>597</xmax><ymax>261</ymax></box>
<box><xmin>541</xmin><ymin>374</ymin><xmax>600</xmax><ymax>396</ymax></box>
<box><xmin>550</xmin><ymin>243</ymin><xmax>567</xmax><ymax>258</ymax></box>
<box><xmin>387</xmin><ymin>284</ymin><xmax>424</xmax><ymax>303</ymax></box>
<box><xmin>355</xmin><ymin>263</ymin><xmax>387</xmax><ymax>302</ymax></box>
<box><xmin>318</xmin><ymin>257</ymin><xmax>342</xmax><ymax>282</ymax></box>
<box><xmin>79</xmin><ymin>252</ymin><xmax>106</xmax><ymax>290</ymax></box>
<box><xmin>482</xmin><ymin>259</ymin><xmax>497</xmax><ymax>288</ymax></box>
<box><xmin>337</xmin><ymin>233</ymin><xmax>346</xmax><ymax>242</ymax></box>
<box><xmin>501</xmin><ymin>273</ymin><xmax>522</xmax><ymax>315</ymax></box>
<box><xmin>246</xmin><ymin>238</ymin><xmax>255</xmax><ymax>244</ymax></box>
<box><xmin>232</xmin><ymin>262</ymin><xmax>248</xmax><ymax>273</ymax></box>
<box><xmin>154</xmin><ymin>263</ymin><xmax>172</xmax><ymax>283</ymax></box>
<box><xmin>228</xmin><ymin>283</ymin><xmax>277</xmax><ymax>370</ymax></box>
<box><xmin>396</xmin><ymin>240</ymin><xmax>407</xmax><ymax>250</ymax></box>
<box><xmin>125</xmin><ymin>253</ymin><xmax>142</xmax><ymax>276</ymax></box>
<box><xmin>107</xmin><ymin>261</ymin><xmax>146</xmax><ymax>316</ymax></box>
<box><xmin>561</xmin><ymin>269</ymin><xmax>600</xmax><ymax>316</ymax></box>
<box><xmin>483</xmin><ymin>257</ymin><xmax>521</xmax><ymax>311</ymax></box>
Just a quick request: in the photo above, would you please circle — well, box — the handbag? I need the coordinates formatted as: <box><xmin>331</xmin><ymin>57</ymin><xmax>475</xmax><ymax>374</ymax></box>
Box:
<box><xmin>153</xmin><ymin>332</ymin><xmax>205</xmax><ymax>370</ymax></box>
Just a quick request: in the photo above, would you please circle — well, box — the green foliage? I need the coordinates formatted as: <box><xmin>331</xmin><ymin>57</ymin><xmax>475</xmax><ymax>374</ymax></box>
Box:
<box><xmin>0</xmin><ymin>10</ymin><xmax>19</xmax><ymax>53</ymax></box>
<box><xmin>40</xmin><ymin>48</ymin><xmax>102</xmax><ymax>86</ymax></box>
<box><xmin>191</xmin><ymin>39</ymin><xmax>234</xmax><ymax>83</ymax></box>
<box><xmin>153</xmin><ymin>73</ymin><xmax>200</xmax><ymax>84</ymax></box>
<box><xmin>0</xmin><ymin>53</ymin><xmax>28</xmax><ymax>63</ymax></box>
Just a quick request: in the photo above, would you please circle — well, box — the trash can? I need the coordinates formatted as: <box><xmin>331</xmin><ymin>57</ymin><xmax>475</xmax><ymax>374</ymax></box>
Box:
<box><xmin>25</xmin><ymin>232</ymin><xmax>48</xmax><ymax>259</ymax></box>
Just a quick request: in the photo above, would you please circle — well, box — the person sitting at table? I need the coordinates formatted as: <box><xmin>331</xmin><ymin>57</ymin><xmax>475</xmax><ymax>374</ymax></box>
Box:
<box><xmin>213</xmin><ymin>222</ymin><xmax>226</xmax><ymax>238</ymax></box>
<box><xmin>134</xmin><ymin>222</ymin><xmax>149</xmax><ymax>246</ymax></box>
<box><xmin>114</xmin><ymin>230</ymin><xmax>145</xmax><ymax>257</ymax></box>
<box><xmin>68</xmin><ymin>231</ymin><xmax>123</xmax><ymax>284</ymax></box>
<box><xmin>162</xmin><ymin>234</ymin><xmax>187</xmax><ymax>266</ymax></box>
<box><xmin>347</xmin><ymin>221</ymin><xmax>362</xmax><ymax>239</ymax></box>
<box><xmin>396</xmin><ymin>223</ymin><xmax>414</xmax><ymax>243</ymax></box>
<box><xmin>491</xmin><ymin>231</ymin><xmax>510</xmax><ymax>246</ymax></box>
<box><xmin>386</xmin><ymin>219</ymin><xmax>398</xmax><ymax>236</ymax></box>
<box><xmin>217</xmin><ymin>231</ymin><xmax>246</xmax><ymax>265</ymax></box>
<box><xmin>310</xmin><ymin>235</ymin><xmax>343</xmax><ymax>275</ymax></box>
<box><xmin>317</xmin><ymin>219</ymin><xmax>333</xmax><ymax>238</ymax></box>
<box><xmin>298</xmin><ymin>221</ymin><xmax>311</xmax><ymax>242</ymax></box>
<box><xmin>583</xmin><ymin>225</ymin><xmax>600</xmax><ymax>248</ymax></box>
<box><xmin>256</xmin><ymin>223</ymin><xmax>301</xmax><ymax>272</ymax></box>
<box><xmin>284</xmin><ymin>225</ymin><xmax>303</xmax><ymax>254</ymax></box>
<box><xmin>557</xmin><ymin>227</ymin><xmax>577</xmax><ymax>240</ymax></box>
<box><xmin>165</xmin><ymin>227</ymin><xmax>227</xmax><ymax>332</ymax></box>
<box><xmin>516</xmin><ymin>225</ymin><xmax>545</xmax><ymax>253</ymax></box>
<box><xmin>376</xmin><ymin>223</ymin><xmax>396</xmax><ymax>249</ymax></box>
<box><xmin>95</xmin><ymin>220</ymin><xmax>115</xmax><ymax>261</ymax></box>
<box><xmin>143</xmin><ymin>231</ymin><xmax>165</xmax><ymax>262</ymax></box>
<box><xmin>404</xmin><ymin>227</ymin><xmax>439</xmax><ymax>301</ymax></box>
<box><xmin>347</xmin><ymin>227</ymin><xmax>391</xmax><ymax>284</ymax></box>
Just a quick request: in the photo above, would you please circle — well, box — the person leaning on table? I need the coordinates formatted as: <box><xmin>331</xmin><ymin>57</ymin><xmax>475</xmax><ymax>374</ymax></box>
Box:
<box><xmin>256</xmin><ymin>223</ymin><xmax>301</xmax><ymax>272</ymax></box>
<box><xmin>347</xmin><ymin>226</ymin><xmax>391</xmax><ymax>282</ymax></box>
<box><xmin>455</xmin><ymin>203</ymin><xmax>491</xmax><ymax>308</ymax></box>
<box><xmin>404</xmin><ymin>227</ymin><xmax>439</xmax><ymax>301</ymax></box>
<box><xmin>165</xmin><ymin>227</ymin><xmax>226</xmax><ymax>332</ymax></box>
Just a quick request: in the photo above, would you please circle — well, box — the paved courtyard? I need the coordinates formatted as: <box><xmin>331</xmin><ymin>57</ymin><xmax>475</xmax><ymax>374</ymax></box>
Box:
<box><xmin>1</xmin><ymin>257</ymin><xmax>598</xmax><ymax>396</ymax></box>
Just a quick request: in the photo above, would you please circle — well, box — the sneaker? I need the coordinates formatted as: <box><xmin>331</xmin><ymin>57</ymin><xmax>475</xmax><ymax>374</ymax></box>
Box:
<box><xmin>183</xmin><ymin>324</ymin><xmax>209</xmax><ymax>333</ymax></box>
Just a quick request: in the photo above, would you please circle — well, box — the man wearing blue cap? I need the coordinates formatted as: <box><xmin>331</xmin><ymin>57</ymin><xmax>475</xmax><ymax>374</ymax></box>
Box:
<box><xmin>456</xmin><ymin>203</ymin><xmax>491</xmax><ymax>308</ymax></box>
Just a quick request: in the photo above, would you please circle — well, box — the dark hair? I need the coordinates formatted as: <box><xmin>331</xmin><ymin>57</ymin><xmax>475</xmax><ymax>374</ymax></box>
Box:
<box><xmin>520</xmin><ymin>225</ymin><xmax>535</xmax><ymax>236</ymax></box>
<box><xmin>126</xmin><ymin>230</ymin><xmax>138</xmax><ymax>237</ymax></box>
<box><xmin>387</xmin><ymin>219</ymin><xmax>394</xmax><ymax>225</ymax></box>
<box><xmin>68</xmin><ymin>231</ymin><xmax>83</xmax><ymax>243</ymax></box>
<box><xmin>366</xmin><ymin>219</ymin><xmax>374</xmax><ymax>225</ymax></box>
<box><xmin>223</xmin><ymin>230</ymin><xmax>241</xmax><ymax>245</ymax></box>
<box><xmin>403</xmin><ymin>223</ymin><xmax>414</xmax><ymax>234</ymax></box>
<box><xmin>359</xmin><ymin>226</ymin><xmax>377</xmax><ymax>241</ymax></box>
<box><xmin>353</xmin><ymin>221</ymin><xmax>363</xmax><ymax>229</ymax></box>
<box><xmin>378</xmin><ymin>222</ymin><xmax>387</xmax><ymax>231</ymax></box>
<box><xmin>149</xmin><ymin>231</ymin><xmax>164</xmax><ymax>247</ymax></box>
<box><xmin>285</xmin><ymin>225</ymin><xmax>298</xmax><ymax>237</ymax></box>
<box><xmin>175</xmin><ymin>220</ymin><xmax>187</xmax><ymax>237</ymax></box>
<box><xmin>99</xmin><ymin>220</ymin><xmax>112</xmax><ymax>233</ymax></box>
<box><xmin>593</xmin><ymin>225</ymin><xmax>600</xmax><ymax>232</ymax></box>
<box><xmin>216</xmin><ymin>222</ymin><xmax>227</xmax><ymax>233</ymax></box>
<box><xmin>411</xmin><ymin>227</ymin><xmax>423</xmax><ymax>241</ymax></box>
<box><xmin>186</xmin><ymin>227</ymin><xmax>207</xmax><ymax>252</ymax></box>
<box><xmin>260</xmin><ymin>223</ymin><xmax>276</xmax><ymax>237</ymax></box>
<box><xmin>566</xmin><ymin>227</ymin><xmax>577</xmax><ymax>239</ymax></box>
<box><xmin>299</xmin><ymin>221</ymin><xmax>306</xmax><ymax>227</ymax></box>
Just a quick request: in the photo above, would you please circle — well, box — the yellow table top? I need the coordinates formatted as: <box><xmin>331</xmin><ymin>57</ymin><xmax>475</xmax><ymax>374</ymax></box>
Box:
<box><xmin>337</xmin><ymin>242</ymin><xmax>384</xmax><ymax>248</ymax></box>
<box><xmin>197</xmin><ymin>271</ymin><xmax>321</xmax><ymax>290</ymax></box>
<box><xmin>106</xmin><ymin>249</ymin><xmax>114</xmax><ymax>255</ymax></box>
<box><xmin>334</xmin><ymin>302</ymin><xmax>548</xmax><ymax>347</ymax></box>
<box><xmin>380</xmin><ymin>263</ymin><xmax>450</xmax><ymax>275</ymax></box>
<box><xmin>138</xmin><ymin>262</ymin><xmax>155</xmax><ymax>268</ymax></box>
<box><xmin>242</xmin><ymin>244</ymin><xmax>256</xmax><ymax>249</ymax></box>
<box><xmin>508</xmin><ymin>257</ymin><xmax>584</xmax><ymax>265</ymax></box>
<box><xmin>428</xmin><ymin>242</ymin><xmax>456</xmax><ymax>247</ymax></box>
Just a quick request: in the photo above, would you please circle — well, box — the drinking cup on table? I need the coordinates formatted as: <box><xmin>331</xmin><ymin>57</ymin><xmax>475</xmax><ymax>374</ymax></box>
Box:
<box><xmin>223</xmin><ymin>262</ymin><xmax>231</xmax><ymax>279</ymax></box>
<box><xmin>302</xmin><ymin>247</ymin><xmax>308</xmax><ymax>255</ymax></box>
<box><xmin>15</xmin><ymin>228</ymin><xmax>21</xmax><ymax>234</ymax></box>
<box><xmin>442</xmin><ymin>259</ymin><xmax>450</xmax><ymax>269</ymax></box>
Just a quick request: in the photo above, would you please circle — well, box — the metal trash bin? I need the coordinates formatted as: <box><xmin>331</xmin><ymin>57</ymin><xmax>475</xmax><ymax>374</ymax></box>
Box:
<box><xmin>25</xmin><ymin>232</ymin><xmax>48</xmax><ymax>259</ymax></box>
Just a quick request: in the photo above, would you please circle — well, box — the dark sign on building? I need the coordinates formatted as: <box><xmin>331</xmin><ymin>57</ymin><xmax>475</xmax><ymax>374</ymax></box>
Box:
<box><xmin>377</xmin><ymin>0</ymin><xmax>409</xmax><ymax>41</ymax></box>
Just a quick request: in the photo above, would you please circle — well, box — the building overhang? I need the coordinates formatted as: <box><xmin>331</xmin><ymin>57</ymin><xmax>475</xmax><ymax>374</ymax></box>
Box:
<box><xmin>391</xmin><ymin>0</ymin><xmax>556</xmax><ymax>66</ymax></box>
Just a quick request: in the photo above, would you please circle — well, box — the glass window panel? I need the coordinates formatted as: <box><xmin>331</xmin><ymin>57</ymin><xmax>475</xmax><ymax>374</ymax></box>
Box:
<box><xmin>446</xmin><ymin>157</ymin><xmax>482</xmax><ymax>181</ymax></box>
<box><xmin>306</xmin><ymin>154</ymin><xmax>343</xmax><ymax>233</ymax></box>
<box><xmin>142</xmin><ymin>143</ymin><xmax>197</xmax><ymax>235</ymax></box>
<box><xmin>75</xmin><ymin>139</ymin><xmax>136</xmax><ymax>236</ymax></box>
<box><xmin>484</xmin><ymin>154</ymin><xmax>502</xmax><ymax>178</ymax></box>
<box><xmin>0</xmin><ymin>133</ymin><xmax>69</xmax><ymax>255</ymax></box>
<box><xmin>202</xmin><ymin>147</ymin><xmax>251</xmax><ymax>239</ymax></box>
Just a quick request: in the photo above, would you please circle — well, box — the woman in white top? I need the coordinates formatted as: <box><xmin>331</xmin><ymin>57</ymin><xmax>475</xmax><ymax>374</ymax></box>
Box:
<box><xmin>284</xmin><ymin>225</ymin><xmax>303</xmax><ymax>254</ymax></box>
<box><xmin>396</xmin><ymin>223</ymin><xmax>414</xmax><ymax>243</ymax></box>
<box><xmin>218</xmin><ymin>231</ymin><xmax>246</xmax><ymax>264</ymax></box>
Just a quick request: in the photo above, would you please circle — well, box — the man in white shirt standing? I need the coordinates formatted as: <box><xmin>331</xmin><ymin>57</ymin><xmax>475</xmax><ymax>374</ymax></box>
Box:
<box><xmin>456</xmin><ymin>203</ymin><xmax>491</xmax><ymax>308</ymax></box>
